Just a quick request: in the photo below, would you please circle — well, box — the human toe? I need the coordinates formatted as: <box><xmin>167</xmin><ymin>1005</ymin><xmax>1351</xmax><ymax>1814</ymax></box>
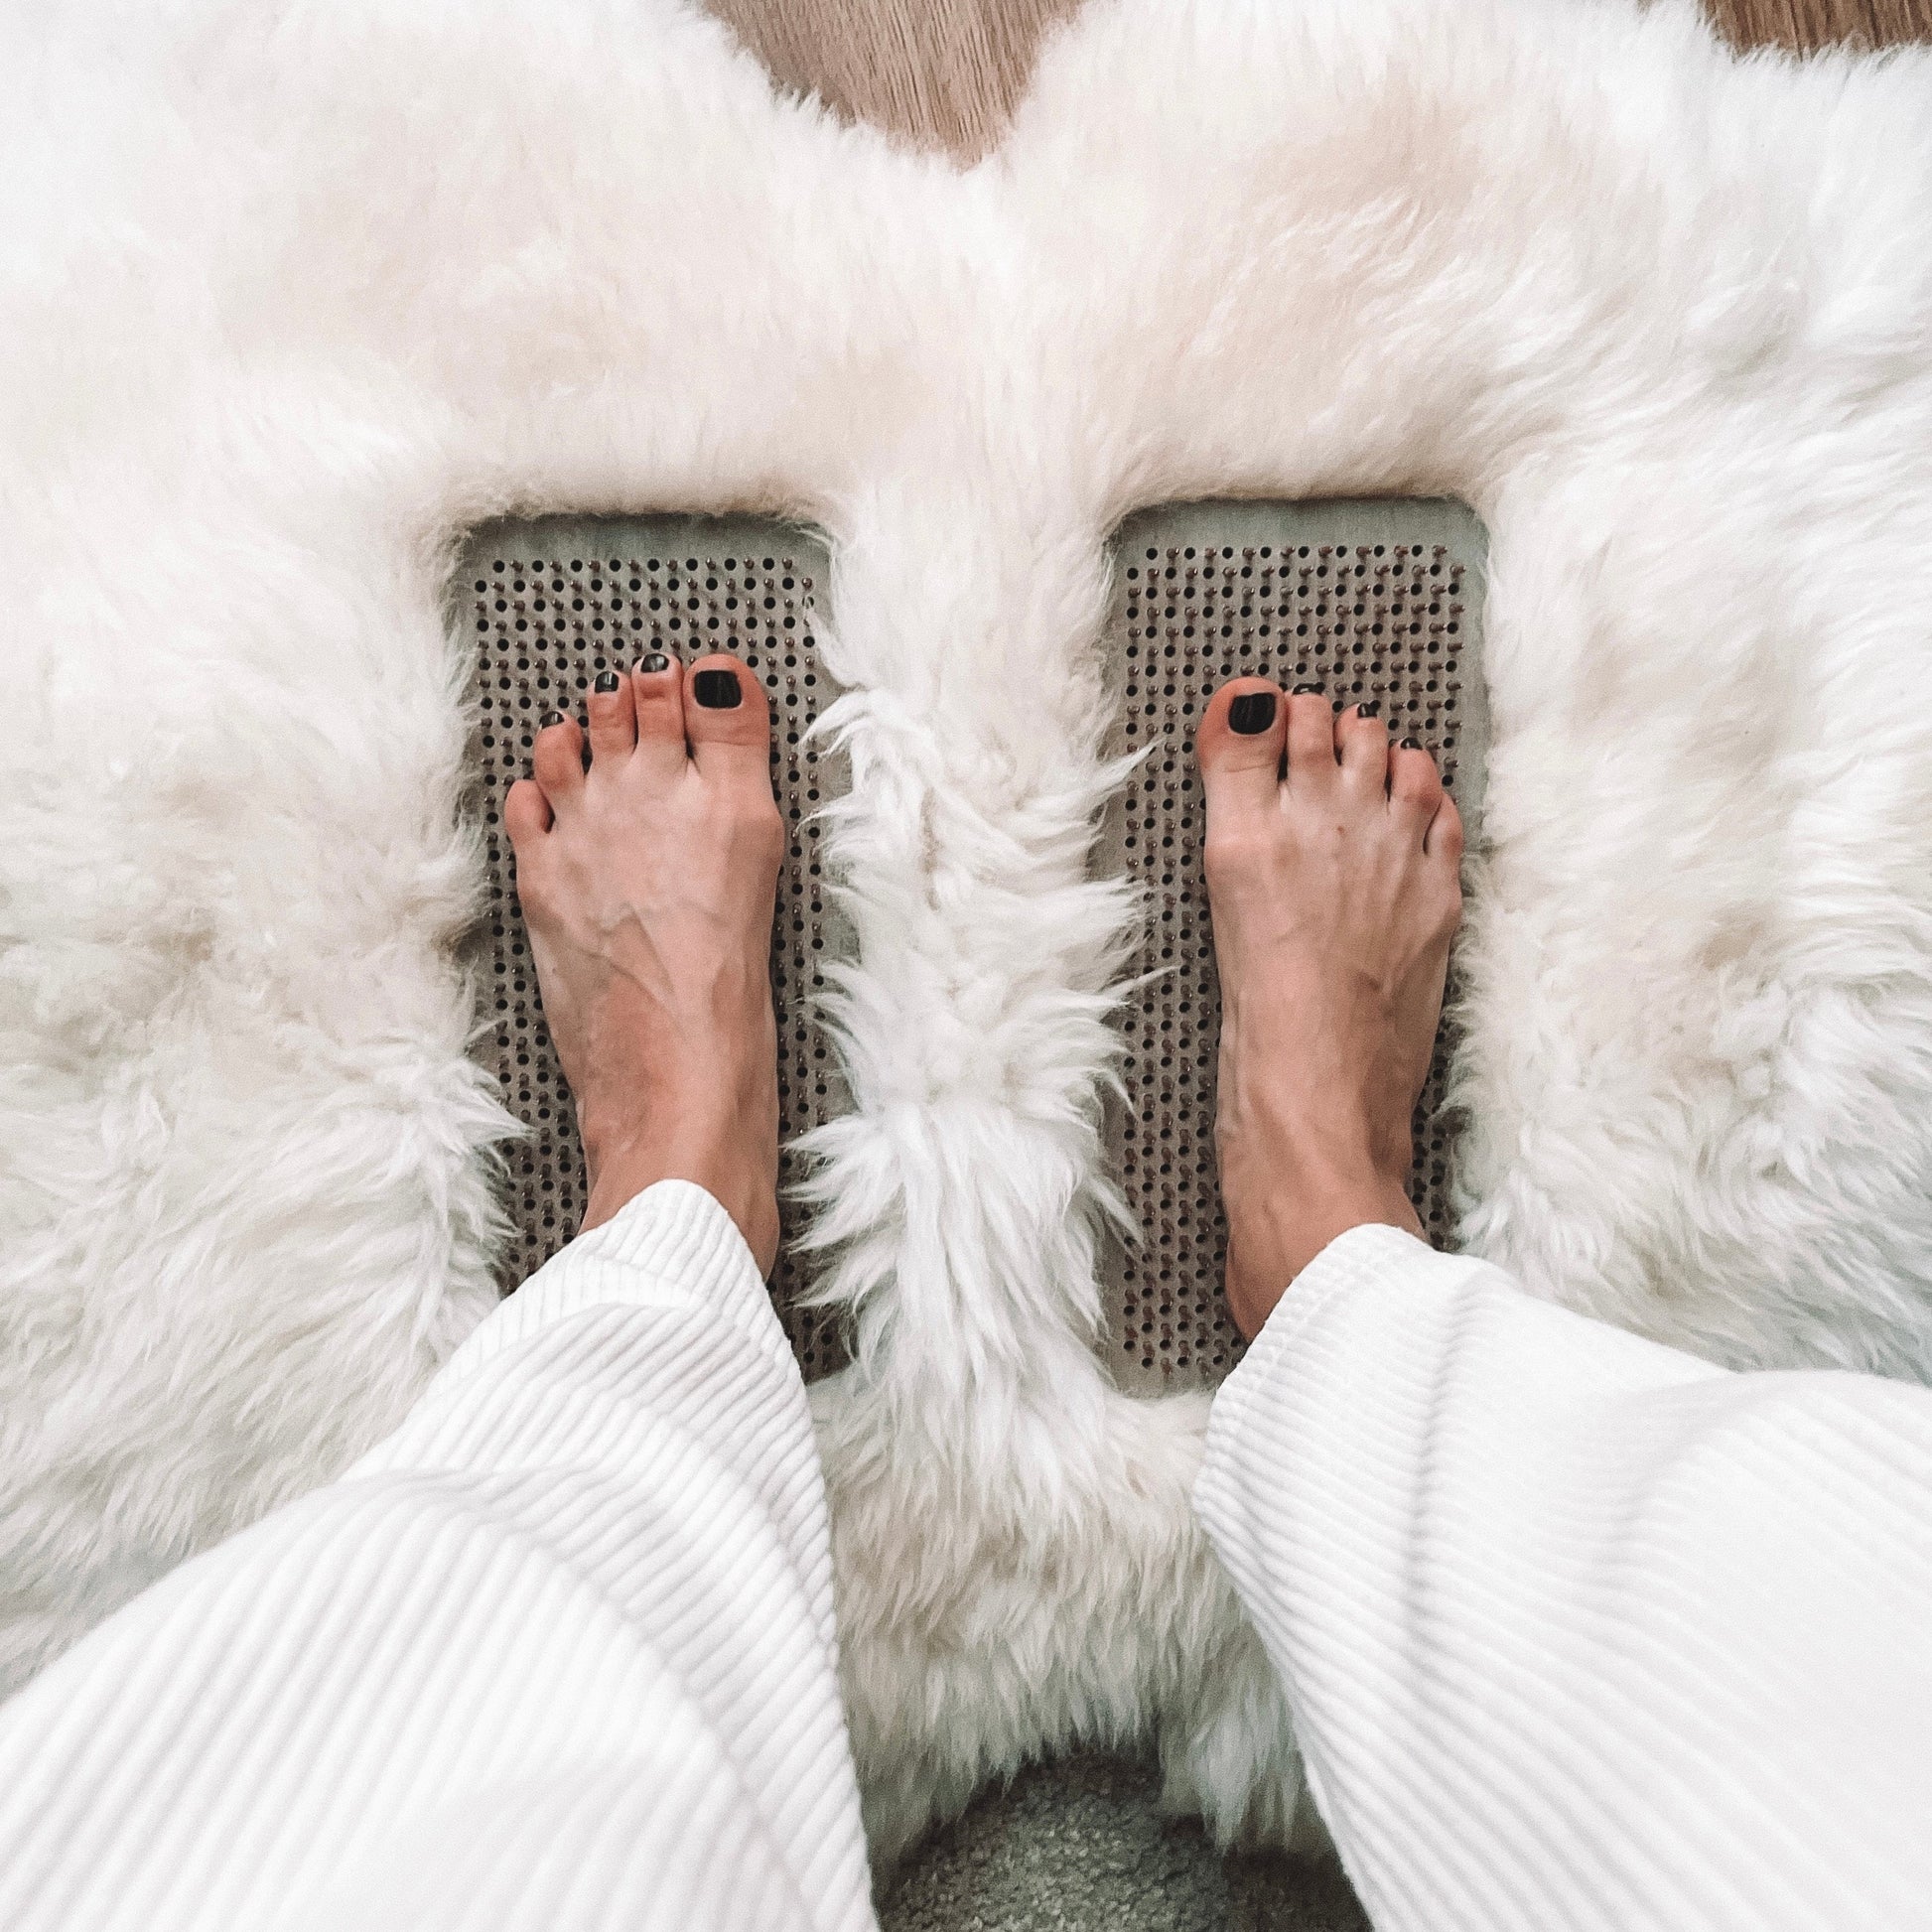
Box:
<box><xmin>683</xmin><ymin>654</ymin><xmax>773</xmax><ymax>771</ymax></box>
<box><xmin>1426</xmin><ymin>789</ymin><xmax>1465</xmax><ymax>866</ymax></box>
<box><xmin>629</xmin><ymin>650</ymin><xmax>686</xmax><ymax>778</ymax></box>
<box><xmin>1388</xmin><ymin>735</ymin><xmax>1446</xmax><ymax>826</ymax></box>
<box><xmin>1336</xmin><ymin>700</ymin><xmax>1390</xmax><ymax>793</ymax></box>
<box><xmin>1196</xmin><ymin>678</ymin><xmax>1287</xmax><ymax>813</ymax></box>
<box><xmin>531</xmin><ymin>712</ymin><xmax>585</xmax><ymax>804</ymax></box>
<box><xmin>585</xmin><ymin>668</ymin><xmax>637</xmax><ymax>767</ymax></box>
<box><xmin>503</xmin><ymin>776</ymin><xmax>552</xmax><ymax>845</ymax></box>
<box><xmin>1283</xmin><ymin>684</ymin><xmax>1339</xmax><ymax>793</ymax></box>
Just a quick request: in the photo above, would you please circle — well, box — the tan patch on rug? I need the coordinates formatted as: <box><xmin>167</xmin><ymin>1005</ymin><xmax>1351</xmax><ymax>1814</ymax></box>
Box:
<box><xmin>702</xmin><ymin>0</ymin><xmax>1084</xmax><ymax>159</ymax></box>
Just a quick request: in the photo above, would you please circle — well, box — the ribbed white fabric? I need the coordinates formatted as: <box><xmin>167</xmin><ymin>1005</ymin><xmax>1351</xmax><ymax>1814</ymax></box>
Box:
<box><xmin>1194</xmin><ymin>1223</ymin><xmax>1932</xmax><ymax>1932</ymax></box>
<box><xmin>9</xmin><ymin>1189</ymin><xmax>1932</xmax><ymax>1932</ymax></box>
<box><xmin>0</xmin><ymin>1181</ymin><xmax>877</xmax><ymax>1932</ymax></box>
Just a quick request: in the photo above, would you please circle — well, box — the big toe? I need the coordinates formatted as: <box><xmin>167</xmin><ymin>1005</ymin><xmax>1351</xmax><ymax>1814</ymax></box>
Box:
<box><xmin>684</xmin><ymin>654</ymin><xmax>773</xmax><ymax>773</ymax></box>
<box><xmin>1196</xmin><ymin>679</ymin><xmax>1286</xmax><ymax>817</ymax></box>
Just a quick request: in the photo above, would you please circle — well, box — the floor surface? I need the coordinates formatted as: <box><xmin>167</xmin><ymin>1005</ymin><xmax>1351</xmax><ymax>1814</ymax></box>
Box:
<box><xmin>878</xmin><ymin>1758</ymin><xmax>1371</xmax><ymax>1932</ymax></box>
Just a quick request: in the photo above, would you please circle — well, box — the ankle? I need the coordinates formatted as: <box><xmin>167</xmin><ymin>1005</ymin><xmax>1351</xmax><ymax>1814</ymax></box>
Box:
<box><xmin>578</xmin><ymin>1114</ymin><xmax>778</xmax><ymax>1275</ymax></box>
<box><xmin>1225</xmin><ymin>1161</ymin><xmax>1420</xmax><ymax>1339</ymax></box>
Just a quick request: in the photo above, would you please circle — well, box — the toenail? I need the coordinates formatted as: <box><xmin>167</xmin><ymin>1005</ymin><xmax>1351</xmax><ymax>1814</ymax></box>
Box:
<box><xmin>1400</xmin><ymin>736</ymin><xmax>1422</xmax><ymax>751</ymax></box>
<box><xmin>693</xmin><ymin>668</ymin><xmax>742</xmax><ymax>709</ymax></box>
<box><xmin>1355</xmin><ymin>701</ymin><xmax>1382</xmax><ymax>720</ymax></box>
<box><xmin>1293</xmin><ymin>682</ymin><xmax>1323</xmax><ymax>695</ymax></box>
<box><xmin>540</xmin><ymin>709</ymin><xmax>566</xmax><ymax>728</ymax></box>
<box><xmin>1228</xmin><ymin>692</ymin><xmax>1277</xmax><ymax>735</ymax></box>
<box><xmin>594</xmin><ymin>671</ymin><xmax>620</xmax><ymax>693</ymax></box>
<box><xmin>639</xmin><ymin>653</ymin><xmax>670</xmax><ymax>674</ymax></box>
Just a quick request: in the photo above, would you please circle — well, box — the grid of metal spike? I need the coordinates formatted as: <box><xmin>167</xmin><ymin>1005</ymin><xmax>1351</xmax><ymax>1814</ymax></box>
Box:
<box><xmin>1096</xmin><ymin>499</ymin><xmax>1487</xmax><ymax>1391</ymax></box>
<box><xmin>457</xmin><ymin>501</ymin><xmax>1485</xmax><ymax>1397</ymax></box>
<box><xmin>460</xmin><ymin>515</ymin><xmax>850</xmax><ymax>1377</ymax></box>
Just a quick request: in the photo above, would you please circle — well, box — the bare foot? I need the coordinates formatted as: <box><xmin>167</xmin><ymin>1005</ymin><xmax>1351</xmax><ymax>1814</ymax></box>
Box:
<box><xmin>1196</xmin><ymin>682</ymin><xmax>1463</xmax><ymax>1338</ymax></box>
<box><xmin>503</xmin><ymin>653</ymin><xmax>784</xmax><ymax>1273</ymax></box>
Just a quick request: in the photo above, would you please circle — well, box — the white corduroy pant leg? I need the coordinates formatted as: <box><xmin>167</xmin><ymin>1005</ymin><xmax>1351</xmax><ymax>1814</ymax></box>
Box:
<box><xmin>1193</xmin><ymin>1223</ymin><xmax>1932</xmax><ymax>1932</ymax></box>
<box><xmin>0</xmin><ymin>1180</ymin><xmax>878</xmax><ymax>1932</ymax></box>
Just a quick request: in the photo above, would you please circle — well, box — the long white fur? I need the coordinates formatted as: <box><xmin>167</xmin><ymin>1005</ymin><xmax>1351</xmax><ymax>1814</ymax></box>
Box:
<box><xmin>4</xmin><ymin>0</ymin><xmax>1930</xmax><ymax>1870</ymax></box>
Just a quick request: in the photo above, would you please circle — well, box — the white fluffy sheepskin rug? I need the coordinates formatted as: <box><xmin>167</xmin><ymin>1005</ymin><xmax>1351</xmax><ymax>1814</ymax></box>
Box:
<box><xmin>6</xmin><ymin>0</ymin><xmax>1932</xmax><ymax>1866</ymax></box>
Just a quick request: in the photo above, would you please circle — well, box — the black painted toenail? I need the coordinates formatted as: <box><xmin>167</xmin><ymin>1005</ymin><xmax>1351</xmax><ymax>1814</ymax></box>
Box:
<box><xmin>639</xmin><ymin>653</ymin><xmax>669</xmax><ymax>674</ymax></box>
<box><xmin>693</xmin><ymin>668</ymin><xmax>742</xmax><ymax>709</ymax></box>
<box><xmin>1293</xmin><ymin>682</ymin><xmax>1323</xmax><ymax>695</ymax></box>
<box><xmin>540</xmin><ymin>709</ymin><xmax>566</xmax><ymax>729</ymax></box>
<box><xmin>1355</xmin><ymin>701</ymin><xmax>1382</xmax><ymax>720</ymax></box>
<box><xmin>1400</xmin><ymin>736</ymin><xmax>1422</xmax><ymax>751</ymax></box>
<box><xmin>1228</xmin><ymin>692</ymin><xmax>1277</xmax><ymax>736</ymax></box>
<box><xmin>594</xmin><ymin>670</ymin><xmax>620</xmax><ymax>693</ymax></box>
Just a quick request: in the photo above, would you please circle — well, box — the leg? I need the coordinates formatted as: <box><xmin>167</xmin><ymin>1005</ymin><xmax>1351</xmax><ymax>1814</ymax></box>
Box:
<box><xmin>506</xmin><ymin>652</ymin><xmax>783</xmax><ymax>1260</ymax></box>
<box><xmin>0</xmin><ymin>654</ymin><xmax>876</xmax><ymax>1932</ymax></box>
<box><xmin>1189</xmin><ymin>679</ymin><xmax>1932</xmax><ymax>1928</ymax></box>
<box><xmin>1197</xmin><ymin>679</ymin><xmax>1461</xmax><ymax>1336</ymax></box>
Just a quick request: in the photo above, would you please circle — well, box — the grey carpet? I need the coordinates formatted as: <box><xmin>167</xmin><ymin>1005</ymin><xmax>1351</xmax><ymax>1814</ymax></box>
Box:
<box><xmin>879</xmin><ymin>1757</ymin><xmax>1372</xmax><ymax>1932</ymax></box>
